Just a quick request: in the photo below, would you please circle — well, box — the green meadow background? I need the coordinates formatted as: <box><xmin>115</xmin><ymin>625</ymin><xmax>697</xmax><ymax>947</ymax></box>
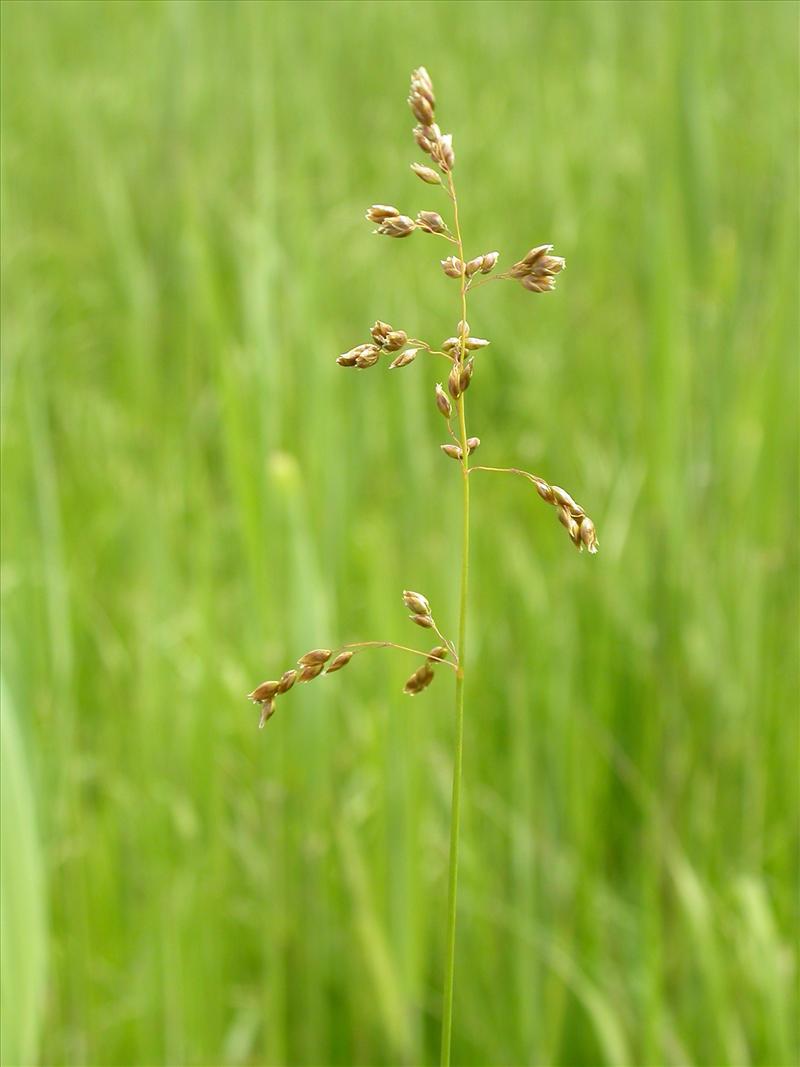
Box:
<box><xmin>2</xmin><ymin>1</ymin><xmax>798</xmax><ymax>1065</ymax></box>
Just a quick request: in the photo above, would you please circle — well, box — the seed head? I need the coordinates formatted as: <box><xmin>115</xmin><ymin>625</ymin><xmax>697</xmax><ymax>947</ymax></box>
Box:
<box><xmin>376</xmin><ymin>215</ymin><xmax>416</xmax><ymax>238</ymax></box>
<box><xmin>456</xmin><ymin>320</ymin><xmax>470</xmax><ymax>337</ymax></box>
<box><xmin>427</xmin><ymin>646</ymin><xmax>449</xmax><ymax>663</ymax></box>
<box><xmin>441</xmin><ymin>256</ymin><xmax>464</xmax><ymax>278</ymax></box>
<box><xmin>403</xmin><ymin>590</ymin><xmax>431</xmax><ymax>615</ymax></box>
<box><xmin>442</xmin><ymin>336</ymin><xmax>462</xmax><ymax>354</ymax></box>
<box><xmin>249</xmin><ymin>679</ymin><xmax>280</xmax><ymax>703</ymax></box>
<box><xmin>326</xmin><ymin>650</ymin><xmax>354</xmax><ymax>673</ymax></box>
<box><xmin>465</xmin><ymin>257</ymin><xmax>484</xmax><ymax>277</ymax></box>
<box><xmin>464</xmin><ymin>337</ymin><xmax>490</xmax><ymax>350</ymax></box>
<box><xmin>258</xmin><ymin>698</ymin><xmax>276</xmax><ymax>728</ymax></box>
<box><xmin>410</xmin><ymin>162</ymin><xmax>441</xmax><ymax>185</ymax></box>
<box><xmin>435</xmin><ymin>383</ymin><xmax>452</xmax><ymax>418</ymax></box>
<box><xmin>277</xmin><ymin>669</ymin><xmax>297</xmax><ymax>693</ymax></box>
<box><xmin>365</xmin><ymin>204</ymin><xmax>400</xmax><ymax>223</ymax></box>
<box><xmin>416</xmin><ymin>210</ymin><xmax>446</xmax><ymax>234</ymax></box>
<box><xmin>390</xmin><ymin>348</ymin><xmax>419</xmax><ymax>369</ymax></box>
<box><xmin>466</xmin><ymin>436</ymin><xmax>481</xmax><ymax>455</ymax></box>
<box><xmin>297</xmin><ymin>649</ymin><xmax>333</xmax><ymax>667</ymax></box>
<box><xmin>441</xmin><ymin>443</ymin><xmax>463</xmax><ymax>461</ymax></box>
<box><xmin>409</xmin><ymin>614</ymin><xmax>434</xmax><ymax>629</ymax></box>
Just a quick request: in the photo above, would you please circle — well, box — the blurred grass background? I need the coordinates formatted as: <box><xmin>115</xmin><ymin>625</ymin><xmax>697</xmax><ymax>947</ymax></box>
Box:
<box><xmin>1</xmin><ymin>1</ymin><xmax>798</xmax><ymax>1065</ymax></box>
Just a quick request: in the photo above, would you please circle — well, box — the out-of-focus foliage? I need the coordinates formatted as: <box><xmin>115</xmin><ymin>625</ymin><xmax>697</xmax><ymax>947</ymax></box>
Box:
<box><xmin>1</xmin><ymin>1</ymin><xmax>797</xmax><ymax>1064</ymax></box>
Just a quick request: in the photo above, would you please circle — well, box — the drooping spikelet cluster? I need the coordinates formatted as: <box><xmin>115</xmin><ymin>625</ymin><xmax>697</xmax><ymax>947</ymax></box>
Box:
<box><xmin>249</xmin><ymin>648</ymin><xmax>354</xmax><ymax>728</ymax></box>
<box><xmin>529</xmin><ymin>475</ymin><xmax>598</xmax><ymax>553</ymax></box>
<box><xmin>249</xmin><ymin>591</ymin><xmax>455</xmax><ymax>727</ymax></box>
<box><xmin>337</xmin><ymin>320</ymin><xmax>421</xmax><ymax>370</ymax></box>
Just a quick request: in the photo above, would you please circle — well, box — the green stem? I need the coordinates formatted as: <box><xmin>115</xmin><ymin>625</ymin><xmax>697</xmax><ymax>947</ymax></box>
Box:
<box><xmin>441</xmin><ymin>169</ymin><xmax>471</xmax><ymax>1067</ymax></box>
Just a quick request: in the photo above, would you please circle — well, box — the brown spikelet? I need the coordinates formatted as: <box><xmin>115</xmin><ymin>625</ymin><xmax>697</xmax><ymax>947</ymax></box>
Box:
<box><xmin>447</xmin><ymin>363</ymin><xmax>462</xmax><ymax>400</ymax></box>
<box><xmin>435</xmin><ymin>383</ymin><xmax>453</xmax><ymax>418</ymax></box>
<box><xmin>258</xmin><ymin>698</ymin><xmax>276</xmax><ymax>728</ymax></box>
<box><xmin>355</xmin><ymin>346</ymin><xmax>381</xmax><ymax>368</ymax></box>
<box><xmin>441</xmin><ymin>256</ymin><xmax>464</xmax><ymax>278</ymax></box>
<box><xmin>326</xmin><ymin>651</ymin><xmax>354</xmax><ymax>674</ymax></box>
<box><xmin>249</xmin><ymin>679</ymin><xmax>280</xmax><ymax>703</ymax></box>
<box><xmin>297</xmin><ymin>649</ymin><xmax>332</xmax><ymax>667</ymax></box>
<box><xmin>365</xmin><ymin>204</ymin><xmax>400</xmax><ymax>223</ymax></box>
<box><xmin>416</xmin><ymin>211</ymin><xmax>446</xmax><ymax>234</ymax></box>
<box><xmin>403</xmin><ymin>662</ymin><xmax>435</xmax><ymax>695</ymax></box>
<box><xmin>510</xmin><ymin>244</ymin><xmax>566</xmax><ymax>292</ymax></box>
<box><xmin>390</xmin><ymin>349</ymin><xmax>419</xmax><ymax>369</ymax></box>
<box><xmin>277</xmin><ymin>669</ymin><xmax>297</xmax><ymax>693</ymax></box>
<box><xmin>298</xmin><ymin>662</ymin><xmax>326</xmax><ymax>683</ymax></box>
<box><xmin>376</xmin><ymin>215</ymin><xmax>416</xmax><ymax>238</ymax></box>
<box><xmin>411</xmin><ymin>162</ymin><xmax>441</xmax><ymax>185</ymax></box>
<box><xmin>403</xmin><ymin>590</ymin><xmax>431</xmax><ymax>615</ymax></box>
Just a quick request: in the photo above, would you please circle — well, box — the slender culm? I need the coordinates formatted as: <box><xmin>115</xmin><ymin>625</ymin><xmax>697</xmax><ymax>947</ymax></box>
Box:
<box><xmin>248</xmin><ymin>66</ymin><xmax>598</xmax><ymax>1063</ymax></box>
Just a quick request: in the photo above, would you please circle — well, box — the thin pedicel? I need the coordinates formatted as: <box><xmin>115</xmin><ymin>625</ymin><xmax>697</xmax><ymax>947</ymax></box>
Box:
<box><xmin>249</xmin><ymin>67</ymin><xmax>598</xmax><ymax>1064</ymax></box>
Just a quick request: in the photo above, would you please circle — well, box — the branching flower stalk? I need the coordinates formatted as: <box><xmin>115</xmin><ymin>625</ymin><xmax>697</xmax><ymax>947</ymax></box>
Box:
<box><xmin>248</xmin><ymin>67</ymin><xmax>598</xmax><ymax>1065</ymax></box>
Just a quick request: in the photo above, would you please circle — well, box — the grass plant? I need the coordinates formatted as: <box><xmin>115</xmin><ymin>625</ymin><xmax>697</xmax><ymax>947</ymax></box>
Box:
<box><xmin>1</xmin><ymin>3</ymin><xmax>797</xmax><ymax>1065</ymax></box>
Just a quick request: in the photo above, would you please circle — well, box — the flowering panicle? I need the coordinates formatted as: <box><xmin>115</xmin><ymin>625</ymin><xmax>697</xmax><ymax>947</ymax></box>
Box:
<box><xmin>250</xmin><ymin>65</ymin><xmax>597</xmax><ymax>733</ymax></box>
